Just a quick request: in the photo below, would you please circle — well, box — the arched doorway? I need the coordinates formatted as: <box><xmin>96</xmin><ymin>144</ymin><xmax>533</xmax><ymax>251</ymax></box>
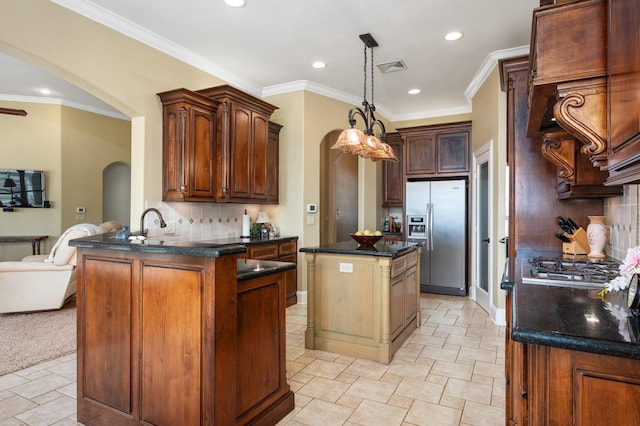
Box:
<box><xmin>319</xmin><ymin>131</ymin><xmax>358</xmax><ymax>245</ymax></box>
<box><xmin>103</xmin><ymin>162</ymin><xmax>131</xmax><ymax>226</ymax></box>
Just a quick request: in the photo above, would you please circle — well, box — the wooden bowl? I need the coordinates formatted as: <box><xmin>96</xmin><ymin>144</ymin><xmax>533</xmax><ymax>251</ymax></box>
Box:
<box><xmin>350</xmin><ymin>233</ymin><xmax>382</xmax><ymax>248</ymax></box>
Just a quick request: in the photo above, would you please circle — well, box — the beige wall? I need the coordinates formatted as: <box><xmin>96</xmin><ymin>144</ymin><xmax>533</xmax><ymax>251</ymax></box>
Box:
<box><xmin>470</xmin><ymin>66</ymin><xmax>508</xmax><ymax>313</ymax></box>
<box><xmin>61</xmin><ymin>107</ymin><xmax>131</xmax><ymax>230</ymax></box>
<box><xmin>0</xmin><ymin>102</ymin><xmax>130</xmax><ymax>260</ymax></box>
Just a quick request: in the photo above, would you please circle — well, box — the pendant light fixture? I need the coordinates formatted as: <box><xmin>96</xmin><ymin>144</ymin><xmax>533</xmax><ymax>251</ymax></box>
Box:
<box><xmin>331</xmin><ymin>33</ymin><xmax>398</xmax><ymax>162</ymax></box>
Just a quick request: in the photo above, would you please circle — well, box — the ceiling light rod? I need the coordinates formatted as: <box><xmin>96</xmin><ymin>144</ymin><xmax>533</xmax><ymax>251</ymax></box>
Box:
<box><xmin>331</xmin><ymin>33</ymin><xmax>397</xmax><ymax>161</ymax></box>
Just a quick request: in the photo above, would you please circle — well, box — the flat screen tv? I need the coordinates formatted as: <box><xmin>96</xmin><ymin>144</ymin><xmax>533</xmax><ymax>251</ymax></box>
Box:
<box><xmin>0</xmin><ymin>169</ymin><xmax>46</xmax><ymax>208</ymax></box>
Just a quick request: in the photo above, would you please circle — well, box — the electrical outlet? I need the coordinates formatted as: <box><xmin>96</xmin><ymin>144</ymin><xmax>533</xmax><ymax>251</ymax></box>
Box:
<box><xmin>164</xmin><ymin>222</ymin><xmax>176</xmax><ymax>234</ymax></box>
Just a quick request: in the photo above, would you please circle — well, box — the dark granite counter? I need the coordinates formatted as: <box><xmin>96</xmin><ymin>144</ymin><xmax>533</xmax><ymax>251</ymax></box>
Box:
<box><xmin>299</xmin><ymin>240</ymin><xmax>420</xmax><ymax>257</ymax></box>
<box><xmin>69</xmin><ymin>232</ymin><xmax>297</xmax><ymax>259</ymax></box>
<box><xmin>511</xmin><ymin>269</ymin><xmax>640</xmax><ymax>360</ymax></box>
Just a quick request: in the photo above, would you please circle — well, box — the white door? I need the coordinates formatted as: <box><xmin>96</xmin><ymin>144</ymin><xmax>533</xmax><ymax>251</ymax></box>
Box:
<box><xmin>473</xmin><ymin>144</ymin><xmax>492</xmax><ymax>313</ymax></box>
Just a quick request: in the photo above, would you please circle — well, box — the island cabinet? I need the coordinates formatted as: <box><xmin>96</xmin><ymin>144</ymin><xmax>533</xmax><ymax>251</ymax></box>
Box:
<box><xmin>301</xmin><ymin>242</ymin><xmax>421</xmax><ymax>364</ymax></box>
<box><xmin>397</xmin><ymin>121</ymin><xmax>471</xmax><ymax>178</ymax></box>
<box><xmin>239</xmin><ymin>238</ymin><xmax>298</xmax><ymax>307</ymax></box>
<box><xmin>157</xmin><ymin>88</ymin><xmax>219</xmax><ymax>202</ymax></box>
<box><xmin>382</xmin><ymin>132</ymin><xmax>403</xmax><ymax>207</ymax></box>
<box><xmin>197</xmin><ymin>85</ymin><xmax>279</xmax><ymax>204</ymax></box>
<box><xmin>75</xmin><ymin>246</ymin><xmax>294</xmax><ymax>426</ymax></box>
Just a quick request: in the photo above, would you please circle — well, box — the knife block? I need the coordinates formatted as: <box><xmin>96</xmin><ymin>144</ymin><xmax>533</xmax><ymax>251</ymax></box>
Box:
<box><xmin>562</xmin><ymin>227</ymin><xmax>589</xmax><ymax>255</ymax></box>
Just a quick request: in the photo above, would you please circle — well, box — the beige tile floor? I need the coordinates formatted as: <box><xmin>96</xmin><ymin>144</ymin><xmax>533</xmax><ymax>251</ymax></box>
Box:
<box><xmin>0</xmin><ymin>294</ymin><xmax>505</xmax><ymax>426</ymax></box>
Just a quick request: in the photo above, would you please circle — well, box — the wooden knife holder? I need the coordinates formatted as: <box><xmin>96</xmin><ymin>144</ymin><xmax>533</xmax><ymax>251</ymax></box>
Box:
<box><xmin>562</xmin><ymin>227</ymin><xmax>589</xmax><ymax>255</ymax></box>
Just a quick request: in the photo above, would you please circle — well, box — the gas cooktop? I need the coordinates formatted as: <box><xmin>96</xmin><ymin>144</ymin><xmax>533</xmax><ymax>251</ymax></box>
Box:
<box><xmin>521</xmin><ymin>256</ymin><xmax>621</xmax><ymax>288</ymax></box>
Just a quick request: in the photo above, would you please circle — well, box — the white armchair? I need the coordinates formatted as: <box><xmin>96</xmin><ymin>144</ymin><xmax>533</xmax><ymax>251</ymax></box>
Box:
<box><xmin>0</xmin><ymin>221</ymin><xmax>122</xmax><ymax>314</ymax></box>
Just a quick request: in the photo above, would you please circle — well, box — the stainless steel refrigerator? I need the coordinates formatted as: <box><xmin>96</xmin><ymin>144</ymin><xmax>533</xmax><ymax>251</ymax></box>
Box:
<box><xmin>406</xmin><ymin>179</ymin><xmax>467</xmax><ymax>295</ymax></box>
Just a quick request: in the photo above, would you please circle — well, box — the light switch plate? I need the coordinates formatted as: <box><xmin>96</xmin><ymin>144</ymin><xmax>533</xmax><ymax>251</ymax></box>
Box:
<box><xmin>339</xmin><ymin>263</ymin><xmax>353</xmax><ymax>273</ymax></box>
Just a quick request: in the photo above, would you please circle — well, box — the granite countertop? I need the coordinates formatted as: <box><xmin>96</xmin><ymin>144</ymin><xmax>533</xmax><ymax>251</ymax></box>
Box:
<box><xmin>511</xmin><ymin>277</ymin><xmax>640</xmax><ymax>360</ymax></box>
<box><xmin>300</xmin><ymin>240</ymin><xmax>421</xmax><ymax>258</ymax></box>
<box><xmin>69</xmin><ymin>232</ymin><xmax>297</xmax><ymax>259</ymax></box>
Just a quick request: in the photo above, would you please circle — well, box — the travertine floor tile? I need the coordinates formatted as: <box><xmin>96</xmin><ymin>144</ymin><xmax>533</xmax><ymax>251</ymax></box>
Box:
<box><xmin>0</xmin><ymin>294</ymin><xmax>505</xmax><ymax>426</ymax></box>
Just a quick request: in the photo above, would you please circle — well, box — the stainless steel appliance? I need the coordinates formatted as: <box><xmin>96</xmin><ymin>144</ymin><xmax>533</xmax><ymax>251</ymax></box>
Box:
<box><xmin>406</xmin><ymin>179</ymin><xmax>467</xmax><ymax>295</ymax></box>
<box><xmin>521</xmin><ymin>256</ymin><xmax>620</xmax><ymax>289</ymax></box>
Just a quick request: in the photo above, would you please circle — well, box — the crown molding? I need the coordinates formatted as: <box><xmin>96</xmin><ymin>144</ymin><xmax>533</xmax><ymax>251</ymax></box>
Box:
<box><xmin>465</xmin><ymin>45</ymin><xmax>530</xmax><ymax>102</ymax></box>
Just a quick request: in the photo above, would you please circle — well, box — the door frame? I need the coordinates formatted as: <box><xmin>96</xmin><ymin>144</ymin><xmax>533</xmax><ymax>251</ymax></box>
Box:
<box><xmin>471</xmin><ymin>141</ymin><xmax>493</xmax><ymax>313</ymax></box>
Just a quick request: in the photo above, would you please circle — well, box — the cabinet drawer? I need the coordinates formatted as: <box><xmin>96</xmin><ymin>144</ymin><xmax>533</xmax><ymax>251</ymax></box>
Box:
<box><xmin>247</xmin><ymin>243</ymin><xmax>278</xmax><ymax>260</ymax></box>
<box><xmin>278</xmin><ymin>240</ymin><xmax>297</xmax><ymax>257</ymax></box>
<box><xmin>391</xmin><ymin>251</ymin><xmax>418</xmax><ymax>277</ymax></box>
<box><xmin>405</xmin><ymin>251</ymin><xmax>417</xmax><ymax>268</ymax></box>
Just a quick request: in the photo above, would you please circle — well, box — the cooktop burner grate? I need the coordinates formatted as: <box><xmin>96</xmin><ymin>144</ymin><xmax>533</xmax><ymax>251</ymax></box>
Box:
<box><xmin>525</xmin><ymin>257</ymin><xmax>621</xmax><ymax>287</ymax></box>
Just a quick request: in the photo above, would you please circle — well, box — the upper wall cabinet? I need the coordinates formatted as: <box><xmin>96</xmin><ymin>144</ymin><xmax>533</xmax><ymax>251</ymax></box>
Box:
<box><xmin>197</xmin><ymin>85</ymin><xmax>279</xmax><ymax>204</ymax></box>
<box><xmin>382</xmin><ymin>132</ymin><xmax>403</xmax><ymax>207</ymax></box>
<box><xmin>158</xmin><ymin>88</ymin><xmax>219</xmax><ymax>202</ymax></box>
<box><xmin>605</xmin><ymin>0</ymin><xmax>640</xmax><ymax>185</ymax></box>
<box><xmin>398</xmin><ymin>122</ymin><xmax>471</xmax><ymax>178</ymax></box>
<box><xmin>159</xmin><ymin>86</ymin><xmax>281</xmax><ymax>204</ymax></box>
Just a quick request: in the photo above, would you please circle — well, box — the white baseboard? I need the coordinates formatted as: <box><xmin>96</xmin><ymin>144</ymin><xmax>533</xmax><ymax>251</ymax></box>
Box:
<box><xmin>492</xmin><ymin>306</ymin><xmax>506</xmax><ymax>326</ymax></box>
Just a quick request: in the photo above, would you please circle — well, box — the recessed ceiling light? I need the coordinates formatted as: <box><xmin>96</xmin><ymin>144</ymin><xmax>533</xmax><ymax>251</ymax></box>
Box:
<box><xmin>312</xmin><ymin>61</ymin><xmax>326</xmax><ymax>69</ymax></box>
<box><xmin>39</xmin><ymin>88</ymin><xmax>52</xmax><ymax>95</ymax></box>
<box><xmin>408</xmin><ymin>89</ymin><xmax>421</xmax><ymax>95</ymax></box>
<box><xmin>445</xmin><ymin>31</ymin><xmax>463</xmax><ymax>41</ymax></box>
<box><xmin>224</xmin><ymin>0</ymin><xmax>246</xmax><ymax>8</ymax></box>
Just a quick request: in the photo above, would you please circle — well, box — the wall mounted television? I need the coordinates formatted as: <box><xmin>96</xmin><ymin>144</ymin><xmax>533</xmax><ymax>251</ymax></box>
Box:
<box><xmin>0</xmin><ymin>169</ymin><xmax>47</xmax><ymax>208</ymax></box>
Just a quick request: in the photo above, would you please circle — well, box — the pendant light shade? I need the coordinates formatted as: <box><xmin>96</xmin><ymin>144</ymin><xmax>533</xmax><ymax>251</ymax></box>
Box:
<box><xmin>331</xmin><ymin>33</ymin><xmax>398</xmax><ymax>162</ymax></box>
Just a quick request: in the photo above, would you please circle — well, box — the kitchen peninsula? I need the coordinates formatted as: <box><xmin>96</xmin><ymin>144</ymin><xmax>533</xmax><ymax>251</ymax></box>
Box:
<box><xmin>70</xmin><ymin>233</ymin><xmax>295</xmax><ymax>426</ymax></box>
<box><xmin>300</xmin><ymin>240</ymin><xmax>421</xmax><ymax>364</ymax></box>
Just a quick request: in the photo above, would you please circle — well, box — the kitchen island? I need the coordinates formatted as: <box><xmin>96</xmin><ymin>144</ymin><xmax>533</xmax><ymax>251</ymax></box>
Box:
<box><xmin>300</xmin><ymin>240</ymin><xmax>421</xmax><ymax>364</ymax></box>
<box><xmin>70</xmin><ymin>233</ymin><xmax>295</xmax><ymax>426</ymax></box>
<box><xmin>504</xmin><ymin>256</ymin><xmax>640</xmax><ymax>425</ymax></box>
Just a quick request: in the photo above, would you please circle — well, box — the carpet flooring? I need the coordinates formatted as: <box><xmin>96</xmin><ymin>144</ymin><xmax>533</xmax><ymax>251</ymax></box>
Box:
<box><xmin>0</xmin><ymin>297</ymin><xmax>76</xmax><ymax>376</ymax></box>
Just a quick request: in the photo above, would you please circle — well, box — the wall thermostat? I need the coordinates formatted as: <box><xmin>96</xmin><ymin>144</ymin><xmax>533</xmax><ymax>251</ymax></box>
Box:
<box><xmin>307</xmin><ymin>203</ymin><xmax>317</xmax><ymax>213</ymax></box>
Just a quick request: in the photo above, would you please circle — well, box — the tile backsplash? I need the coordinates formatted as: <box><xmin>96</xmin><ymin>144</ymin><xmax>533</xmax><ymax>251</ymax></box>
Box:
<box><xmin>605</xmin><ymin>184</ymin><xmax>639</xmax><ymax>260</ymax></box>
<box><xmin>143</xmin><ymin>201</ymin><xmax>272</xmax><ymax>240</ymax></box>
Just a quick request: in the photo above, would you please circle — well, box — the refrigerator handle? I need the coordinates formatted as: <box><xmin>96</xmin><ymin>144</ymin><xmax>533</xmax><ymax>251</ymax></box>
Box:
<box><xmin>427</xmin><ymin>203</ymin><xmax>433</xmax><ymax>251</ymax></box>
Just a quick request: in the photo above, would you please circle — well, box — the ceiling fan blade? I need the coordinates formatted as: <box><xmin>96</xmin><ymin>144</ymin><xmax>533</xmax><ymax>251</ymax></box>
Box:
<box><xmin>0</xmin><ymin>107</ymin><xmax>27</xmax><ymax>116</ymax></box>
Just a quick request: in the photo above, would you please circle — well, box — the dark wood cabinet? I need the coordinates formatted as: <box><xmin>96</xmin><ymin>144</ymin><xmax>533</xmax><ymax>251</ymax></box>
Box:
<box><xmin>527</xmin><ymin>345</ymin><xmax>640</xmax><ymax>425</ymax></box>
<box><xmin>197</xmin><ymin>85</ymin><xmax>279</xmax><ymax>204</ymax></box>
<box><xmin>382</xmin><ymin>132</ymin><xmax>403</xmax><ymax>207</ymax></box>
<box><xmin>606</xmin><ymin>0</ymin><xmax>640</xmax><ymax>185</ymax></box>
<box><xmin>159</xmin><ymin>85</ymin><xmax>281</xmax><ymax>204</ymax></box>
<box><xmin>239</xmin><ymin>238</ymin><xmax>298</xmax><ymax>307</ymax></box>
<box><xmin>158</xmin><ymin>88</ymin><xmax>219</xmax><ymax>202</ymax></box>
<box><xmin>398</xmin><ymin>122</ymin><xmax>471</xmax><ymax>178</ymax></box>
<box><xmin>76</xmin><ymin>248</ymin><xmax>294</xmax><ymax>425</ymax></box>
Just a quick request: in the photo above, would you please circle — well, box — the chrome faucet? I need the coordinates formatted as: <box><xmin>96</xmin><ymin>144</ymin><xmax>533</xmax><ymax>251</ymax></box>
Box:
<box><xmin>139</xmin><ymin>208</ymin><xmax>167</xmax><ymax>237</ymax></box>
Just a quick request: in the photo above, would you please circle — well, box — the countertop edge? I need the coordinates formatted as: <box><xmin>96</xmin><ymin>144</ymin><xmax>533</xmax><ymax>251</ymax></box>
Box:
<box><xmin>511</xmin><ymin>326</ymin><xmax>640</xmax><ymax>360</ymax></box>
<box><xmin>300</xmin><ymin>242</ymin><xmax>419</xmax><ymax>258</ymax></box>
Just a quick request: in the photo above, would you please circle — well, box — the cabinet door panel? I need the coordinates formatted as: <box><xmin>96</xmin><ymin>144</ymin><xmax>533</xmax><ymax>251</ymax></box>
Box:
<box><xmin>382</xmin><ymin>133</ymin><xmax>403</xmax><ymax>206</ymax></box>
<box><xmin>405</xmin><ymin>134</ymin><xmax>436</xmax><ymax>175</ymax></box>
<box><xmin>252</xmin><ymin>113</ymin><xmax>269</xmax><ymax>200</ymax></box>
<box><xmin>230</xmin><ymin>108</ymin><xmax>252</xmax><ymax>199</ymax></box>
<box><xmin>404</xmin><ymin>265</ymin><xmax>417</xmax><ymax>323</ymax></box>
<box><xmin>390</xmin><ymin>274</ymin><xmax>405</xmax><ymax>338</ymax></box>
<box><xmin>189</xmin><ymin>106</ymin><xmax>216</xmax><ymax>197</ymax></box>
<box><xmin>82</xmin><ymin>258</ymin><xmax>133</xmax><ymax>415</ymax></box>
<box><xmin>141</xmin><ymin>264</ymin><xmax>204</xmax><ymax>426</ymax></box>
<box><xmin>237</xmin><ymin>279</ymin><xmax>282</xmax><ymax>416</ymax></box>
<box><xmin>437</xmin><ymin>131</ymin><xmax>469</xmax><ymax>173</ymax></box>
